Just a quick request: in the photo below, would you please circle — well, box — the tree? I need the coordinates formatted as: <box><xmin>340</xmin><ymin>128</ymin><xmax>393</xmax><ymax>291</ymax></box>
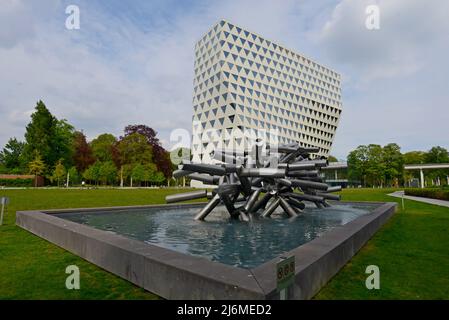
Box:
<box><xmin>83</xmin><ymin>162</ymin><xmax>101</xmax><ymax>185</ymax></box>
<box><xmin>327</xmin><ymin>155</ymin><xmax>338</xmax><ymax>163</ymax></box>
<box><xmin>28</xmin><ymin>152</ymin><xmax>46</xmax><ymax>187</ymax></box>
<box><xmin>425</xmin><ymin>146</ymin><xmax>449</xmax><ymax>185</ymax></box>
<box><xmin>91</xmin><ymin>134</ymin><xmax>117</xmax><ymax>162</ymax></box>
<box><xmin>366</xmin><ymin>144</ymin><xmax>385</xmax><ymax>187</ymax></box>
<box><xmin>151</xmin><ymin>171</ymin><xmax>166</xmax><ymax>185</ymax></box>
<box><xmin>53</xmin><ymin>119</ymin><xmax>75</xmax><ymax>168</ymax></box>
<box><xmin>382</xmin><ymin>143</ymin><xmax>403</xmax><ymax>187</ymax></box>
<box><xmin>425</xmin><ymin>146</ymin><xmax>449</xmax><ymax>164</ymax></box>
<box><xmin>52</xmin><ymin>160</ymin><xmax>66</xmax><ymax>187</ymax></box>
<box><xmin>123</xmin><ymin>125</ymin><xmax>172</xmax><ymax>179</ymax></box>
<box><xmin>23</xmin><ymin>101</ymin><xmax>57</xmax><ymax>168</ymax></box>
<box><xmin>0</xmin><ymin>138</ymin><xmax>25</xmax><ymax>171</ymax></box>
<box><xmin>22</xmin><ymin>101</ymin><xmax>75</xmax><ymax>171</ymax></box>
<box><xmin>347</xmin><ymin>145</ymin><xmax>369</xmax><ymax>186</ymax></box>
<box><xmin>403</xmin><ymin>151</ymin><xmax>426</xmax><ymax>164</ymax></box>
<box><xmin>67</xmin><ymin>166</ymin><xmax>80</xmax><ymax>186</ymax></box>
<box><xmin>72</xmin><ymin>131</ymin><xmax>95</xmax><ymax>173</ymax></box>
<box><xmin>115</xmin><ymin>133</ymin><xmax>153</xmax><ymax>186</ymax></box>
<box><xmin>131</xmin><ymin>164</ymin><xmax>146</xmax><ymax>186</ymax></box>
<box><xmin>98</xmin><ymin>161</ymin><xmax>117</xmax><ymax>185</ymax></box>
<box><xmin>116</xmin><ymin>133</ymin><xmax>153</xmax><ymax>165</ymax></box>
<box><xmin>143</xmin><ymin>163</ymin><xmax>157</xmax><ymax>186</ymax></box>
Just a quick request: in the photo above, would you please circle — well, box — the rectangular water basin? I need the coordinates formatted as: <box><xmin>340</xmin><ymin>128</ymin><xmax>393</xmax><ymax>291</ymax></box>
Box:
<box><xmin>16</xmin><ymin>201</ymin><xmax>396</xmax><ymax>299</ymax></box>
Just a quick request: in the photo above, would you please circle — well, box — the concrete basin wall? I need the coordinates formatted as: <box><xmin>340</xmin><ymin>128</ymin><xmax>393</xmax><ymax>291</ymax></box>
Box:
<box><xmin>16</xmin><ymin>202</ymin><xmax>396</xmax><ymax>300</ymax></box>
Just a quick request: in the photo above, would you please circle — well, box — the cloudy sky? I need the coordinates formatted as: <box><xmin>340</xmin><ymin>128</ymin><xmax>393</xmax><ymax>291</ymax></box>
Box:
<box><xmin>1</xmin><ymin>0</ymin><xmax>448</xmax><ymax>160</ymax></box>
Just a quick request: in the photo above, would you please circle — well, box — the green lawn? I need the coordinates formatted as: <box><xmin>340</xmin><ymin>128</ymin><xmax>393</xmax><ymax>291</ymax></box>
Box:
<box><xmin>0</xmin><ymin>188</ymin><xmax>448</xmax><ymax>299</ymax></box>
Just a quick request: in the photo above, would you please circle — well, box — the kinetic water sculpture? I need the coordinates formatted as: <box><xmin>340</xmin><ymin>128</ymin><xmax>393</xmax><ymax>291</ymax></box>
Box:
<box><xmin>166</xmin><ymin>143</ymin><xmax>342</xmax><ymax>221</ymax></box>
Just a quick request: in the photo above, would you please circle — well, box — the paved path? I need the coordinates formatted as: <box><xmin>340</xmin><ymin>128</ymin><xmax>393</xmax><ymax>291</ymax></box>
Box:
<box><xmin>388</xmin><ymin>191</ymin><xmax>449</xmax><ymax>208</ymax></box>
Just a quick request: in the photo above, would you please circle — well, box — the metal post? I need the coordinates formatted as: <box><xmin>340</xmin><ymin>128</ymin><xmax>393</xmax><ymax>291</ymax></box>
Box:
<box><xmin>1</xmin><ymin>197</ymin><xmax>9</xmax><ymax>226</ymax></box>
<box><xmin>402</xmin><ymin>192</ymin><xmax>405</xmax><ymax>211</ymax></box>
<box><xmin>420</xmin><ymin>169</ymin><xmax>424</xmax><ymax>189</ymax></box>
<box><xmin>0</xmin><ymin>203</ymin><xmax>4</xmax><ymax>226</ymax></box>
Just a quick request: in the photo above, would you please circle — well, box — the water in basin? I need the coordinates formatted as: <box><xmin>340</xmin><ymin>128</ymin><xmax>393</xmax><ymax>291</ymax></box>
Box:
<box><xmin>57</xmin><ymin>203</ymin><xmax>377</xmax><ymax>269</ymax></box>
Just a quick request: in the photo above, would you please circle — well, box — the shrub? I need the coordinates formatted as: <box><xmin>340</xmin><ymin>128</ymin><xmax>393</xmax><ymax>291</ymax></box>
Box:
<box><xmin>405</xmin><ymin>188</ymin><xmax>449</xmax><ymax>201</ymax></box>
<box><xmin>0</xmin><ymin>178</ymin><xmax>34</xmax><ymax>187</ymax></box>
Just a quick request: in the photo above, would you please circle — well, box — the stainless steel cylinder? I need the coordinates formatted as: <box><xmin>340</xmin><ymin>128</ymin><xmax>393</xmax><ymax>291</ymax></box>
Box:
<box><xmin>251</xmin><ymin>192</ymin><xmax>273</xmax><ymax>213</ymax></box>
<box><xmin>286</xmin><ymin>197</ymin><xmax>306</xmax><ymax>211</ymax></box>
<box><xmin>285</xmin><ymin>192</ymin><xmax>324</xmax><ymax>202</ymax></box>
<box><xmin>173</xmin><ymin>169</ymin><xmax>193</xmax><ymax>179</ymax></box>
<box><xmin>287</xmin><ymin>170</ymin><xmax>319</xmax><ymax>177</ymax></box>
<box><xmin>239</xmin><ymin>168</ymin><xmax>286</xmax><ymax>178</ymax></box>
<box><xmin>290</xmin><ymin>179</ymin><xmax>329</xmax><ymax>191</ymax></box>
<box><xmin>287</xmin><ymin>163</ymin><xmax>316</xmax><ymax>172</ymax></box>
<box><xmin>244</xmin><ymin>188</ymin><xmax>262</xmax><ymax>212</ymax></box>
<box><xmin>166</xmin><ymin>190</ymin><xmax>207</xmax><ymax>204</ymax></box>
<box><xmin>187</xmin><ymin>173</ymin><xmax>220</xmax><ymax>185</ymax></box>
<box><xmin>262</xmin><ymin>198</ymin><xmax>281</xmax><ymax>217</ymax></box>
<box><xmin>325</xmin><ymin>186</ymin><xmax>342</xmax><ymax>193</ymax></box>
<box><xmin>180</xmin><ymin>163</ymin><xmax>226</xmax><ymax>176</ymax></box>
<box><xmin>316</xmin><ymin>192</ymin><xmax>341</xmax><ymax>201</ymax></box>
<box><xmin>279</xmin><ymin>197</ymin><xmax>299</xmax><ymax>218</ymax></box>
<box><xmin>194</xmin><ymin>194</ymin><xmax>221</xmax><ymax>221</ymax></box>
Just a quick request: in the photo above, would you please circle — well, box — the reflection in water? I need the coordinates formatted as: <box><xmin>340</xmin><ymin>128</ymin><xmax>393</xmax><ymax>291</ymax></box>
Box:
<box><xmin>59</xmin><ymin>204</ymin><xmax>376</xmax><ymax>269</ymax></box>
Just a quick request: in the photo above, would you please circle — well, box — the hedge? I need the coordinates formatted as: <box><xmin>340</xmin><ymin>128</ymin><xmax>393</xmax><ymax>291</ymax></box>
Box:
<box><xmin>0</xmin><ymin>178</ymin><xmax>34</xmax><ymax>187</ymax></box>
<box><xmin>405</xmin><ymin>188</ymin><xmax>449</xmax><ymax>201</ymax></box>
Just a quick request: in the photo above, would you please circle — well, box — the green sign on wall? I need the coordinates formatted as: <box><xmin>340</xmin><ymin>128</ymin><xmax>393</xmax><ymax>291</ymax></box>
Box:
<box><xmin>276</xmin><ymin>256</ymin><xmax>295</xmax><ymax>292</ymax></box>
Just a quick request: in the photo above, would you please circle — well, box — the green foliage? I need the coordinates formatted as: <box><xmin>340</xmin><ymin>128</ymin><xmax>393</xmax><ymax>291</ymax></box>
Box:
<box><xmin>131</xmin><ymin>164</ymin><xmax>146</xmax><ymax>184</ymax></box>
<box><xmin>327</xmin><ymin>155</ymin><xmax>338</xmax><ymax>163</ymax></box>
<box><xmin>83</xmin><ymin>162</ymin><xmax>101</xmax><ymax>185</ymax></box>
<box><xmin>53</xmin><ymin>119</ymin><xmax>76</xmax><ymax>168</ymax></box>
<box><xmin>116</xmin><ymin>133</ymin><xmax>153</xmax><ymax>166</ymax></box>
<box><xmin>382</xmin><ymin>143</ymin><xmax>403</xmax><ymax>186</ymax></box>
<box><xmin>425</xmin><ymin>146</ymin><xmax>449</xmax><ymax>163</ymax></box>
<box><xmin>0</xmin><ymin>138</ymin><xmax>25</xmax><ymax>172</ymax></box>
<box><xmin>405</xmin><ymin>188</ymin><xmax>449</xmax><ymax>201</ymax></box>
<box><xmin>23</xmin><ymin>101</ymin><xmax>57</xmax><ymax>167</ymax></box>
<box><xmin>0</xmin><ymin>178</ymin><xmax>34</xmax><ymax>187</ymax></box>
<box><xmin>51</xmin><ymin>160</ymin><xmax>66</xmax><ymax>187</ymax></box>
<box><xmin>90</xmin><ymin>134</ymin><xmax>117</xmax><ymax>163</ymax></box>
<box><xmin>28</xmin><ymin>152</ymin><xmax>46</xmax><ymax>177</ymax></box>
<box><xmin>67</xmin><ymin>166</ymin><xmax>81</xmax><ymax>186</ymax></box>
<box><xmin>403</xmin><ymin>151</ymin><xmax>426</xmax><ymax>164</ymax></box>
<box><xmin>22</xmin><ymin>101</ymin><xmax>75</xmax><ymax>171</ymax></box>
<box><xmin>151</xmin><ymin>171</ymin><xmax>166</xmax><ymax>185</ymax></box>
<box><xmin>98</xmin><ymin>161</ymin><xmax>118</xmax><ymax>185</ymax></box>
<box><xmin>348</xmin><ymin>144</ymin><xmax>403</xmax><ymax>187</ymax></box>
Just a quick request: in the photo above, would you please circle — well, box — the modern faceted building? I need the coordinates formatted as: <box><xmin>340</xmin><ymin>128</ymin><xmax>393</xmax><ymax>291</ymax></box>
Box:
<box><xmin>191</xmin><ymin>20</ymin><xmax>342</xmax><ymax>164</ymax></box>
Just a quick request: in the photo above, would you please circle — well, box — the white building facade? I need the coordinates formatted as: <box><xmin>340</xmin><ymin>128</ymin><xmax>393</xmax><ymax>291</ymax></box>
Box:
<box><xmin>191</xmin><ymin>20</ymin><xmax>342</xmax><ymax>164</ymax></box>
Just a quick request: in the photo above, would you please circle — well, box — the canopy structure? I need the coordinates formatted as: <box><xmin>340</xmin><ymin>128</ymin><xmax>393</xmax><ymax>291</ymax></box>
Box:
<box><xmin>404</xmin><ymin>163</ymin><xmax>449</xmax><ymax>188</ymax></box>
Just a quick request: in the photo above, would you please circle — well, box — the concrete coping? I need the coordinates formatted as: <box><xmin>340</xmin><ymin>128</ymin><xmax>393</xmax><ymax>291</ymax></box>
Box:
<box><xmin>16</xmin><ymin>201</ymin><xmax>396</xmax><ymax>300</ymax></box>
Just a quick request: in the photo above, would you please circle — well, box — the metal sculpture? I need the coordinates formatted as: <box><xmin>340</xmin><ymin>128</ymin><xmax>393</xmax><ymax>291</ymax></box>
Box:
<box><xmin>166</xmin><ymin>143</ymin><xmax>342</xmax><ymax>221</ymax></box>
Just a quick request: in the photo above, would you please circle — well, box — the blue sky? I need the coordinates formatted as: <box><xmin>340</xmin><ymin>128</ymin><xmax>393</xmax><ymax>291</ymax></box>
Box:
<box><xmin>1</xmin><ymin>0</ymin><xmax>448</xmax><ymax>160</ymax></box>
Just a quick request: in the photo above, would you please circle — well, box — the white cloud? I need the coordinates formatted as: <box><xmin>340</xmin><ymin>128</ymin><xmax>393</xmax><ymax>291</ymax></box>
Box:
<box><xmin>318</xmin><ymin>0</ymin><xmax>449</xmax><ymax>81</ymax></box>
<box><xmin>0</xmin><ymin>0</ymin><xmax>448</xmax><ymax>161</ymax></box>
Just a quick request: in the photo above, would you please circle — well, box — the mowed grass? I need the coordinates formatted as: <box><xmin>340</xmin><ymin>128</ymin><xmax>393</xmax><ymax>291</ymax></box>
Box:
<box><xmin>0</xmin><ymin>188</ymin><xmax>448</xmax><ymax>299</ymax></box>
<box><xmin>0</xmin><ymin>188</ymin><xmax>192</xmax><ymax>300</ymax></box>
<box><xmin>315</xmin><ymin>188</ymin><xmax>449</xmax><ymax>300</ymax></box>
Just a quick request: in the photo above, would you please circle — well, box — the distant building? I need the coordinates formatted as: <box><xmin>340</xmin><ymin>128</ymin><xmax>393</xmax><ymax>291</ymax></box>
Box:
<box><xmin>191</xmin><ymin>20</ymin><xmax>343</xmax><ymax>165</ymax></box>
<box><xmin>320</xmin><ymin>162</ymin><xmax>349</xmax><ymax>187</ymax></box>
